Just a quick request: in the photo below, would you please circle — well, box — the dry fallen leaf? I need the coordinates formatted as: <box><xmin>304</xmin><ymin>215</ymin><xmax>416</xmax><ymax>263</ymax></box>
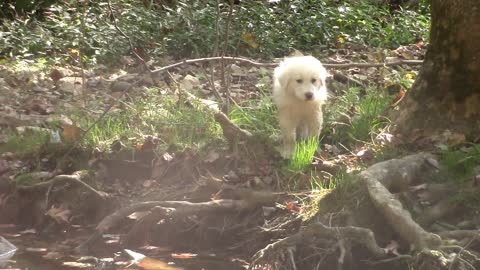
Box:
<box><xmin>241</xmin><ymin>32</ymin><xmax>258</xmax><ymax>49</ymax></box>
<box><xmin>355</xmin><ymin>148</ymin><xmax>375</xmax><ymax>161</ymax></box>
<box><xmin>61</xmin><ymin>123</ymin><xmax>84</xmax><ymax>142</ymax></box>
<box><xmin>171</xmin><ymin>253</ymin><xmax>197</xmax><ymax>259</ymax></box>
<box><xmin>285</xmin><ymin>201</ymin><xmax>301</xmax><ymax>213</ymax></box>
<box><xmin>137</xmin><ymin>257</ymin><xmax>184</xmax><ymax>270</ymax></box>
<box><xmin>43</xmin><ymin>251</ymin><xmax>63</xmax><ymax>260</ymax></box>
<box><xmin>390</xmin><ymin>88</ymin><xmax>406</xmax><ymax>107</ymax></box>
<box><xmin>49</xmin><ymin>69</ymin><xmax>64</xmax><ymax>82</ymax></box>
<box><xmin>62</xmin><ymin>262</ymin><xmax>93</xmax><ymax>268</ymax></box>
<box><xmin>45</xmin><ymin>206</ymin><xmax>71</xmax><ymax>224</ymax></box>
<box><xmin>384</xmin><ymin>240</ymin><xmax>400</xmax><ymax>256</ymax></box>
<box><xmin>26</xmin><ymin>247</ymin><xmax>48</xmax><ymax>253</ymax></box>
<box><xmin>446</xmin><ymin>132</ymin><xmax>466</xmax><ymax>147</ymax></box>
<box><xmin>125</xmin><ymin>249</ymin><xmax>183</xmax><ymax>270</ymax></box>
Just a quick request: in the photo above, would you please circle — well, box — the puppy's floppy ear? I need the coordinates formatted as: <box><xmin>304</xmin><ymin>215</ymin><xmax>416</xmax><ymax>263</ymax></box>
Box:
<box><xmin>289</xmin><ymin>49</ymin><xmax>304</xmax><ymax>57</ymax></box>
<box><xmin>318</xmin><ymin>63</ymin><xmax>327</xmax><ymax>80</ymax></box>
<box><xmin>274</xmin><ymin>65</ymin><xmax>290</xmax><ymax>88</ymax></box>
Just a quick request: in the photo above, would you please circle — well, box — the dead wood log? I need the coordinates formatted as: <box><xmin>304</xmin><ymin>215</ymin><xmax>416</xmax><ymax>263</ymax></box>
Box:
<box><xmin>249</xmin><ymin>223</ymin><xmax>388</xmax><ymax>269</ymax></box>
<box><xmin>358</xmin><ymin>153</ymin><xmax>442</xmax><ymax>250</ymax></box>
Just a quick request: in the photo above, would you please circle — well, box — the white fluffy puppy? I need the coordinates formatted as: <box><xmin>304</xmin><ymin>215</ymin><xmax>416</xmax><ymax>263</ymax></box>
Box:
<box><xmin>272</xmin><ymin>56</ymin><xmax>328</xmax><ymax>158</ymax></box>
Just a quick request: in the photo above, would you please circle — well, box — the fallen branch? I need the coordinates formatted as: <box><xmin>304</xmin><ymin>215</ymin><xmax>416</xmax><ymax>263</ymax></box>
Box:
<box><xmin>358</xmin><ymin>153</ymin><xmax>442</xmax><ymax>250</ymax></box>
<box><xmin>249</xmin><ymin>223</ymin><xmax>387</xmax><ymax>269</ymax></box>
<box><xmin>151</xmin><ymin>56</ymin><xmax>423</xmax><ymax>75</ymax></box>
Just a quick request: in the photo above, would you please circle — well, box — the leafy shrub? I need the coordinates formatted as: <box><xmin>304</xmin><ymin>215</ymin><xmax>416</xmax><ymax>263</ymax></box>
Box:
<box><xmin>1</xmin><ymin>0</ymin><xmax>431</xmax><ymax>63</ymax></box>
<box><xmin>324</xmin><ymin>86</ymin><xmax>392</xmax><ymax>146</ymax></box>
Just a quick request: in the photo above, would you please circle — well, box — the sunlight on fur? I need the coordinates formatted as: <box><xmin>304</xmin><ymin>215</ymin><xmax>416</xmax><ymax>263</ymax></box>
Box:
<box><xmin>272</xmin><ymin>55</ymin><xmax>327</xmax><ymax>158</ymax></box>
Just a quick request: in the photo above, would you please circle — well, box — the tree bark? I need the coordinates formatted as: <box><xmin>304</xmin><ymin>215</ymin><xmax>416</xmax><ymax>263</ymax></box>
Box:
<box><xmin>394</xmin><ymin>0</ymin><xmax>480</xmax><ymax>138</ymax></box>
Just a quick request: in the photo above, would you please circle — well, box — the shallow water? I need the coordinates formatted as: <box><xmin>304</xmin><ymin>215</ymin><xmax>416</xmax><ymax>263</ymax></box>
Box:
<box><xmin>10</xmin><ymin>252</ymin><xmax>247</xmax><ymax>270</ymax></box>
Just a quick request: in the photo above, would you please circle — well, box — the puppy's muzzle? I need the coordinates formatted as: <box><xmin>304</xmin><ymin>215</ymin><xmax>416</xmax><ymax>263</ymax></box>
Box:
<box><xmin>305</xmin><ymin>92</ymin><xmax>313</xmax><ymax>100</ymax></box>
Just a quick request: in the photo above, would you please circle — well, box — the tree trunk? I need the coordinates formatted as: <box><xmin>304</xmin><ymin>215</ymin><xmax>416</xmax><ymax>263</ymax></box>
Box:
<box><xmin>394</xmin><ymin>0</ymin><xmax>480</xmax><ymax>138</ymax></box>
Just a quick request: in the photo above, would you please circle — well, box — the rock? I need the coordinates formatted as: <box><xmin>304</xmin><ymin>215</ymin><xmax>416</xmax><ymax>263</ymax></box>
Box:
<box><xmin>93</xmin><ymin>64</ymin><xmax>108</xmax><ymax>74</ymax></box>
<box><xmin>117</xmin><ymin>73</ymin><xmax>139</xmax><ymax>82</ymax></box>
<box><xmin>49</xmin><ymin>69</ymin><xmax>64</xmax><ymax>82</ymax></box>
<box><xmin>110</xmin><ymin>80</ymin><xmax>132</xmax><ymax>92</ymax></box>
<box><xmin>86</xmin><ymin>77</ymin><xmax>101</xmax><ymax>88</ymax></box>
<box><xmin>180</xmin><ymin>74</ymin><xmax>200</xmax><ymax>91</ymax></box>
<box><xmin>230</xmin><ymin>64</ymin><xmax>246</xmax><ymax>76</ymax></box>
<box><xmin>23</xmin><ymin>97</ymin><xmax>54</xmax><ymax>115</ymax></box>
<box><xmin>46</xmin><ymin>114</ymin><xmax>74</xmax><ymax>126</ymax></box>
<box><xmin>140</xmin><ymin>74</ymin><xmax>154</xmax><ymax>86</ymax></box>
<box><xmin>58</xmin><ymin>77</ymin><xmax>84</xmax><ymax>96</ymax></box>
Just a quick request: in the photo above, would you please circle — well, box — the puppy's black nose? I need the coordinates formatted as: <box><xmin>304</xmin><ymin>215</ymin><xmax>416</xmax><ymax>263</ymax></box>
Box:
<box><xmin>305</xmin><ymin>92</ymin><xmax>313</xmax><ymax>100</ymax></box>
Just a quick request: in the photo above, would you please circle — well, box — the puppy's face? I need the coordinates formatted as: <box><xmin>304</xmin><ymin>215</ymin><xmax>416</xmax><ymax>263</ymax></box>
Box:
<box><xmin>288</xmin><ymin>69</ymin><xmax>326</xmax><ymax>102</ymax></box>
<box><xmin>275</xmin><ymin>56</ymin><xmax>327</xmax><ymax>103</ymax></box>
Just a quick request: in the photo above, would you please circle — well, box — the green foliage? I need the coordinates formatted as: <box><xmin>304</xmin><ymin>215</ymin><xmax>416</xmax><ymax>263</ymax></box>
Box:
<box><xmin>324</xmin><ymin>86</ymin><xmax>392</xmax><ymax>146</ymax></box>
<box><xmin>14</xmin><ymin>173</ymin><xmax>36</xmax><ymax>185</ymax></box>
<box><xmin>440</xmin><ymin>145</ymin><xmax>480</xmax><ymax>181</ymax></box>
<box><xmin>228</xmin><ymin>79</ymin><xmax>279</xmax><ymax>138</ymax></box>
<box><xmin>1</xmin><ymin>0</ymin><xmax>431</xmax><ymax>62</ymax></box>
<box><xmin>0</xmin><ymin>129</ymin><xmax>50</xmax><ymax>157</ymax></box>
<box><xmin>288</xmin><ymin>137</ymin><xmax>319</xmax><ymax>172</ymax></box>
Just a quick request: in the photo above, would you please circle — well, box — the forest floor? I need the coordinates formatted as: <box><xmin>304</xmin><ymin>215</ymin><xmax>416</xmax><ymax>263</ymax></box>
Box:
<box><xmin>1</xmin><ymin>43</ymin><xmax>480</xmax><ymax>270</ymax></box>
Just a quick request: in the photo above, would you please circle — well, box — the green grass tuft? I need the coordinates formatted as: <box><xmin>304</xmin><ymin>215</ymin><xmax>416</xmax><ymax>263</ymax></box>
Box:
<box><xmin>440</xmin><ymin>145</ymin><xmax>480</xmax><ymax>182</ymax></box>
<box><xmin>0</xmin><ymin>129</ymin><xmax>50</xmax><ymax>157</ymax></box>
<box><xmin>288</xmin><ymin>137</ymin><xmax>319</xmax><ymax>172</ymax></box>
<box><xmin>71</xmin><ymin>89</ymin><xmax>222</xmax><ymax>153</ymax></box>
<box><xmin>324</xmin><ymin>86</ymin><xmax>392</xmax><ymax>147</ymax></box>
<box><xmin>228</xmin><ymin>81</ymin><xmax>279</xmax><ymax>139</ymax></box>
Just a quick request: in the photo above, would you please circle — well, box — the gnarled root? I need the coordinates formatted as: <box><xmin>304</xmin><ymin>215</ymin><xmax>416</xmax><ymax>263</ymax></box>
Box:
<box><xmin>249</xmin><ymin>223</ymin><xmax>387</xmax><ymax>269</ymax></box>
<box><xmin>75</xmin><ymin>187</ymin><xmax>284</xmax><ymax>253</ymax></box>
<box><xmin>358</xmin><ymin>153</ymin><xmax>442</xmax><ymax>250</ymax></box>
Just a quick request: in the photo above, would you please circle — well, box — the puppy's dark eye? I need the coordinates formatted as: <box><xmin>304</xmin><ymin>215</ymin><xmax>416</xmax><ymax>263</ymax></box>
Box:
<box><xmin>296</xmin><ymin>79</ymin><xmax>303</xmax><ymax>83</ymax></box>
<box><xmin>311</xmin><ymin>78</ymin><xmax>317</xmax><ymax>83</ymax></box>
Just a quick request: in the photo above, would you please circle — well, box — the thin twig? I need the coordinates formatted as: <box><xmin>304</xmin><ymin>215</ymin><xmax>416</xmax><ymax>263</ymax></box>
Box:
<box><xmin>53</xmin><ymin>83</ymin><xmax>132</xmax><ymax>174</ymax></box>
<box><xmin>151</xmin><ymin>56</ymin><xmax>423</xmax><ymax>75</ymax></box>
<box><xmin>213</xmin><ymin>0</ymin><xmax>221</xmax><ymax>57</ymax></box>
<box><xmin>78</xmin><ymin>0</ymin><xmax>89</xmax><ymax>107</ymax></box>
<box><xmin>106</xmin><ymin>0</ymin><xmax>150</xmax><ymax>71</ymax></box>
<box><xmin>219</xmin><ymin>0</ymin><xmax>235</xmax><ymax>110</ymax></box>
<box><xmin>287</xmin><ymin>247</ymin><xmax>298</xmax><ymax>270</ymax></box>
<box><xmin>207</xmin><ymin>0</ymin><xmax>224</xmax><ymax>103</ymax></box>
<box><xmin>365</xmin><ymin>254</ymin><xmax>413</xmax><ymax>265</ymax></box>
<box><xmin>448</xmin><ymin>233</ymin><xmax>478</xmax><ymax>270</ymax></box>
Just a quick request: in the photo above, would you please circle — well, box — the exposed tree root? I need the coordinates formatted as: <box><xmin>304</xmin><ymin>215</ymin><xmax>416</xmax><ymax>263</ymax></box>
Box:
<box><xmin>17</xmin><ymin>171</ymin><xmax>110</xmax><ymax>201</ymax></box>
<box><xmin>249</xmin><ymin>223</ymin><xmax>388</xmax><ymax>269</ymax></box>
<box><xmin>75</xmin><ymin>186</ymin><xmax>284</xmax><ymax>253</ymax></box>
<box><xmin>358</xmin><ymin>153</ymin><xmax>442</xmax><ymax>250</ymax></box>
<box><xmin>438</xmin><ymin>230</ymin><xmax>480</xmax><ymax>240</ymax></box>
<box><xmin>418</xmin><ymin>198</ymin><xmax>461</xmax><ymax>226</ymax></box>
